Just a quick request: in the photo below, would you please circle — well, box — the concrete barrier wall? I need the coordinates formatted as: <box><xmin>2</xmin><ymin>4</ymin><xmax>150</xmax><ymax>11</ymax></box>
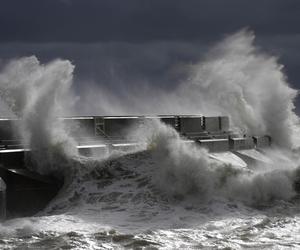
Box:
<box><xmin>62</xmin><ymin>115</ymin><xmax>230</xmax><ymax>138</ymax></box>
<box><xmin>203</xmin><ymin>117</ymin><xmax>220</xmax><ymax>132</ymax></box>
<box><xmin>198</xmin><ymin>139</ymin><xmax>229</xmax><ymax>152</ymax></box>
<box><xmin>219</xmin><ymin>116</ymin><xmax>229</xmax><ymax>131</ymax></box>
<box><xmin>253</xmin><ymin>136</ymin><xmax>271</xmax><ymax>148</ymax></box>
<box><xmin>0</xmin><ymin>116</ymin><xmax>273</xmax><ymax>152</ymax></box>
<box><xmin>63</xmin><ymin>118</ymin><xmax>95</xmax><ymax>137</ymax></box>
<box><xmin>179</xmin><ymin>117</ymin><xmax>203</xmax><ymax>134</ymax></box>
<box><xmin>0</xmin><ymin>120</ymin><xmax>20</xmax><ymax>141</ymax></box>
<box><xmin>0</xmin><ymin>177</ymin><xmax>6</xmax><ymax>221</ymax></box>
<box><xmin>229</xmin><ymin>137</ymin><xmax>255</xmax><ymax>150</ymax></box>
<box><xmin>77</xmin><ymin>145</ymin><xmax>109</xmax><ymax>157</ymax></box>
<box><xmin>143</xmin><ymin>116</ymin><xmax>177</xmax><ymax>129</ymax></box>
<box><xmin>111</xmin><ymin>143</ymin><xmax>140</xmax><ymax>152</ymax></box>
<box><xmin>103</xmin><ymin>117</ymin><xmax>142</xmax><ymax>137</ymax></box>
<box><xmin>0</xmin><ymin>150</ymin><xmax>25</xmax><ymax>167</ymax></box>
<box><xmin>159</xmin><ymin>117</ymin><xmax>176</xmax><ymax>129</ymax></box>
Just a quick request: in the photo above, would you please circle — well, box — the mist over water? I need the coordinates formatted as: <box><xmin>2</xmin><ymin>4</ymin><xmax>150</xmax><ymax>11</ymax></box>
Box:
<box><xmin>1</xmin><ymin>30</ymin><xmax>300</xmax><ymax>249</ymax></box>
<box><xmin>78</xmin><ymin>30</ymin><xmax>299</xmax><ymax>148</ymax></box>
<box><xmin>184</xmin><ymin>30</ymin><xmax>299</xmax><ymax>148</ymax></box>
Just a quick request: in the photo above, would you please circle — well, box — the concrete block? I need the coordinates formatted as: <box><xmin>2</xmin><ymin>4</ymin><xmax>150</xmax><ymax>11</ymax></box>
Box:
<box><xmin>143</xmin><ymin>116</ymin><xmax>177</xmax><ymax>129</ymax></box>
<box><xmin>111</xmin><ymin>142</ymin><xmax>140</xmax><ymax>152</ymax></box>
<box><xmin>179</xmin><ymin>117</ymin><xmax>203</xmax><ymax>134</ymax></box>
<box><xmin>198</xmin><ymin>139</ymin><xmax>229</xmax><ymax>152</ymax></box>
<box><xmin>0</xmin><ymin>119</ymin><xmax>20</xmax><ymax>140</ymax></box>
<box><xmin>186</xmin><ymin>131</ymin><xmax>210</xmax><ymax>140</ymax></box>
<box><xmin>0</xmin><ymin>150</ymin><xmax>25</xmax><ymax>168</ymax></box>
<box><xmin>253</xmin><ymin>136</ymin><xmax>271</xmax><ymax>148</ymax></box>
<box><xmin>103</xmin><ymin>117</ymin><xmax>142</xmax><ymax>138</ymax></box>
<box><xmin>203</xmin><ymin>116</ymin><xmax>220</xmax><ymax>132</ymax></box>
<box><xmin>63</xmin><ymin>117</ymin><xmax>95</xmax><ymax>137</ymax></box>
<box><xmin>0</xmin><ymin>177</ymin><xmax>6</xmax><ymax>221</ymax></box>
<box><xmin>229</xmin><ymin>137</ymin><xmax>255</xmax><ymax>150</ymax></box>
<box><xmin>219</xmin><ymin>116</ymin><xmax>229</xmax><ymax>131</ymax></box>
<box><xmin>77</xmin><ymin>144</ymin><xmax>109</xmax><ymax>157</ymax></box>
<box><xmin>159</xmin><ymin>116</ymin><xmax>176</xmax><ymax>129</ymax></box>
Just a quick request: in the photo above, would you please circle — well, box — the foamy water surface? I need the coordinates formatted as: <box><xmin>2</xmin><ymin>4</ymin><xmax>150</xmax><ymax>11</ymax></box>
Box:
<box><xmin>1</xmin><ymin>29</ymin><xmax>300</xmax><ymax>249</ymax></box>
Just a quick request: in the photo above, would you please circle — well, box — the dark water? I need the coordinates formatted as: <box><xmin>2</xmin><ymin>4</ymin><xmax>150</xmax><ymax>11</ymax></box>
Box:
<box><xmin>1</xmin><ymin>148</ymin><xmax>300</xmax><ymax>249</ymax></box>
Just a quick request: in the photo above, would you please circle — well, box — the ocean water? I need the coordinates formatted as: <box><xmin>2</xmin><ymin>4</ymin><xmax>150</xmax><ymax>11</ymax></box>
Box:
<box><xmin>1</xmin><ymin>146</ymin><xmax>300</xmax><ymax>249</ymax></box>
<box><xmin>1</xmin><ymin>29</ymin><xmax>300</xmax><ymax>249</ymax></box>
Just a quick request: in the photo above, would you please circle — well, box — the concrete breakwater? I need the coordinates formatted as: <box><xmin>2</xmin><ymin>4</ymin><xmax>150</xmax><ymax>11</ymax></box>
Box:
<box><xmin>0</xmin><ymin>115</ymin><xmax>272</xmax><ymax>218</ymax></box>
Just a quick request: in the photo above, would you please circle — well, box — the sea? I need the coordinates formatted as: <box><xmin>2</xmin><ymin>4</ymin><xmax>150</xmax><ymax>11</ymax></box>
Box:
<box><xmin>1</xmin><ymin>29</ymin><xmax>300</xmax><ymax>249</ymax></box>
<box><xmin>1</xmin><ymin>120</ymin><xmax>300</xmax><ymax>249</ymax></box>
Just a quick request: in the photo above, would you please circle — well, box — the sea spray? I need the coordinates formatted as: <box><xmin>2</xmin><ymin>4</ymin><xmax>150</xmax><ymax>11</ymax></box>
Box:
<box><xmin>38</xmin><ymin>117</ymin><xmax>300</xmax><ymax>231</ymax></box>
<box><xmin>76</xmin><ymin>30</ymin><xmax>299</xmax><ymax>149</ymax></box>
<box><xmin>134</xmin><ymin>119</ymin><xmax>298</xmax><ymax>205</ymax></box>
<box><xmin>183</xmin><ymin>29</ymin><xmax>299</xmax><ymax>148</ymax></box>
<box><xmin>0</xmin><ymin>54</ymin><xmax>296</xmax><ymax>207</ymax></box>
<box><xmin>0</xmin><ymin>31</ymin><xmax>300</xmax><ymax>248</ymax></box>
<box><xmin>0</xmin><ymin>56</ymin><xmax>78</xmax><ymax>175</ymax></box>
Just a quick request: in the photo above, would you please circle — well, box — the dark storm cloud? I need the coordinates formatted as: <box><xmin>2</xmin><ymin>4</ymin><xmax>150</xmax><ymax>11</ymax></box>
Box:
<box><xmin>1</xmin><ymin>0</ymin><xmax>300</xmax><ymax>112</ymax></box>
<box><xmin>0</xmin><ymin>0</ymin><xmax>300</xmax><ymax>43</ymax></box>
<box><xmin>0</xmin><ymin>41</ymin><xmax>208</xmax><ymax>90</ymax></box>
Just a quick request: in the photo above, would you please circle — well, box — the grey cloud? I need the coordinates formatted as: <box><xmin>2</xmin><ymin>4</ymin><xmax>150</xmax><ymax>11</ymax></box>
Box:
<box><xmin>1</xmin><ymin>0</ymin><xmax>300</xmax><ymax>112</ymax></box>
<box><xmin>0</xmin><ymin>41</ymin><xmax>208</xmax><ymax>91</ymax></box>
<box><xmin>0</xmin><ymin>0</ymin><xmax>300</xmax><ymax>43</ymax></box>
<box><xmin>0</xmin><ymin>35</ymin><xmax>299</xmax><ymax>92</ymax></box>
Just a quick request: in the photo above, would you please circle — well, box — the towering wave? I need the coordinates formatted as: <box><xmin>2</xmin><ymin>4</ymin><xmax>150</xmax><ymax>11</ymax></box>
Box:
<box><xmin>0</xmin><ymin>29</ymin><xmax>299</xmax><ymax>207</ymax></box>
<box><xmin>0</xmin><ymin>56</ymin><xmax>78</xmax><ymax>175</ymax></box>
<box><xmin>132</xmin><ymin>120</ymin><xmax>298</xmax><ymax>205</ymax></box>
<box><xmin>181</xmin><ymin>29</ymin><xmax>299</xmax><ymax>148</ymax></box>
<box><xmin>80</xmin><ymin>30</ymin><xmax>299</xmax><ymax>148</ymax></box>
<box><xmin>1</xmin><ymin>30</ymin><xmax>300</xmax><ymax>249</ymax></box>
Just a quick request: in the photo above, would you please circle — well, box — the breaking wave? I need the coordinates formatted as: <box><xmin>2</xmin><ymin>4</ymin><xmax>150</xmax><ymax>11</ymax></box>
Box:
<box><xmin>1</xmin><ymin>29</ymin><xmax>300</xmax><ymax>248</ymax></box>
<box><xmin>0</xmin><ymin>56</ymin><xmax>78</xmax><ymax>175</ymax></box>
<box><xmin>80</xmin><ymin>29</ymin><xmax>300</xmax><ymax>148</ymax></box>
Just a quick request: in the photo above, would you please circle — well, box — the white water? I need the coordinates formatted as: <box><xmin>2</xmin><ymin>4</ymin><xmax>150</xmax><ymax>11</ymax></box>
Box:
<box><xmin>0</xmin><ymin>29</ymin><xmax>300</xmax><ymax>249</ymax></box>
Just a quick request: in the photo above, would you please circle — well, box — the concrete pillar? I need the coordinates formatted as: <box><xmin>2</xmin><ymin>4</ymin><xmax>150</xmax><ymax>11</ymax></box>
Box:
<box><xmin>0</xmin><ymin>177</ymin><xmax>6</xmax><ymax>221</ymax></box>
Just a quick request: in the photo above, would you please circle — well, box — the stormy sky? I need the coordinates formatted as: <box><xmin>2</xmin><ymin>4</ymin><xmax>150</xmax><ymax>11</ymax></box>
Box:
<box><xmin>1</xmin><ymin>0</ymin><xmax>300</xmax><ymax>112</ymax></box>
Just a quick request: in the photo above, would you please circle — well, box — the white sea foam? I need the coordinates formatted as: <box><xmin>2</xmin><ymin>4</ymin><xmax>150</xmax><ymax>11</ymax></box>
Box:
<box><xmin>131</xmin><ymin>120</ymin><xmax>298</xmax><ymax>206</ymax></box>
<box><xmin>0</xmin><ymin>29</ymin><xmax>300</xmax><ymax>249</ymax></box>
<box><xmin>183</xmin><ymin>29</ymin><xmax>299</xmax><ymax>148</ymax></box>
<box><xmin>77</xmin><ymin>30</ymin><xmax>299</xmax><ymax>149</ymax></box>
<box><xmin>0</xmin><ymin>57</ymin><xmax>78</xmax><ymax>174</ymax></box>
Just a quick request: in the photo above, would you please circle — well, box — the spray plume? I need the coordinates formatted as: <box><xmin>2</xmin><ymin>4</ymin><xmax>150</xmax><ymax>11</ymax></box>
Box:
<box><xmin>183</xmin><ymin>29</ymin><xmax>299</xmax><ymax>148</ymax></box>
<box><xmin>79</xmin><ymin>29</ymin><xmax>299</xmax><ymax>148</ymax></box>
<box><xmin>0</xmin><ymin>29</ymin><xmax>299</xmax><ymax>199</ymax></box>
<box><xmin>0</xmin><ymin>56</ymin><xmax>77</xmax><ymax>174</ymax></box>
